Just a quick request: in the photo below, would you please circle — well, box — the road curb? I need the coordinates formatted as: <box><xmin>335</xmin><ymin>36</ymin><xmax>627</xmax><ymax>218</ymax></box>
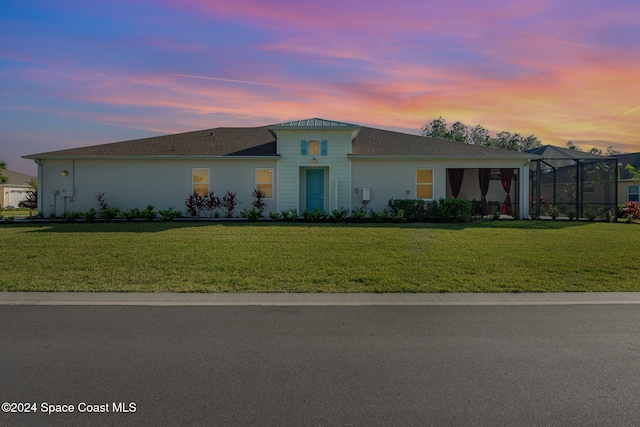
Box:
<box><xmin>2</xmin><ymin>292</ymin><xmax>640</xmax><ymax>306</ymax></box>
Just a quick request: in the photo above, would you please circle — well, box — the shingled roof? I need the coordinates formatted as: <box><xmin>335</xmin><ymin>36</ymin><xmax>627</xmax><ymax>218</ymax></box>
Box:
<box><xmin>25</xmin><ymin>119</ymin><xmax>537</xmax><ymax>160</ymax></box>
<box><xmin>25</xmin><ymin>126</ymin><xmax>278</xmax><ymax>159</ymax></box>
<box><xmin>351</xmin><ymin>127</ymin><xmax>534</xmax><ymax>158</ymax></box>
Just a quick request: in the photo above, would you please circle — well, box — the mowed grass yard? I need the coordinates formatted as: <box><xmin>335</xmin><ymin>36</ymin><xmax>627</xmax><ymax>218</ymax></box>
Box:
<box><xmin>1</xmin><ymin>221</ymin><xmax>638</xmax><ymax>293</ymax></box>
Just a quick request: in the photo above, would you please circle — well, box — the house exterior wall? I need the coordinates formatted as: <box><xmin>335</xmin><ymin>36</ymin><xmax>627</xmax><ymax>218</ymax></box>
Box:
<box><xmin>274</xmin><ymin>129</ymin><xmax>352</xmax><ymax>212</ymax></box>
<box><xmin>38</xmin><ymin>158</ymin><xmax>278</xmax><ymax>217</ymax></box>
<box><xmin>351</xmin><ymin>158</ymin><xmax>530</xmax><ymax>216</ymax></box>
<box><xmin>618</xmin><ymin>181</ymin><xmax>640</xmax><ymax>203</ymax></box>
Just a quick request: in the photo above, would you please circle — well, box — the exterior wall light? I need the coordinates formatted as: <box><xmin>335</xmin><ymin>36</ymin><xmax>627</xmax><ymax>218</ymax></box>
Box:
<box><xmin>312</xmin><ymin>158</ymin><xmax>317</xmax><ymax>164</ymax></box>
<box><xmin>61</xmin><ymin>170</ymin><xmax>68</xmax><ymax>177</ymax></box>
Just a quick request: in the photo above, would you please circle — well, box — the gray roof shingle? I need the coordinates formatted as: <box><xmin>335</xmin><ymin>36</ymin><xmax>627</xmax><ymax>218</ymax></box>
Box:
<box><xmin>25</xmin><ymin>119</ymin><xmax>537</xmax><ymax>160</ymax></box>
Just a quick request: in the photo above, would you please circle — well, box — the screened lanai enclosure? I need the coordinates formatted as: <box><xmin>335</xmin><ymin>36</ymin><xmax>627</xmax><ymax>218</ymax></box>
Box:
<box><xmin>445</xmin><ymin>168</ymin><xmax>521</xmax><ymax>217</ymax></box>
<box><xmin>527</xmin><ymin>146</ymin><xmax>618</xmax><ymax>220</ymax></box>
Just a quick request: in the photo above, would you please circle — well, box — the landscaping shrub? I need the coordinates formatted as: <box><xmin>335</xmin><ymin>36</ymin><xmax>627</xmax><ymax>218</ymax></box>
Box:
<box><xmin>204</xmin><ymin>191</ymin><xmax>221</xmax><ymax>218</ymax></box>
<box><xmin>387</xmin><ymin>199</ymin><xmax>430</xmax><ymax>222</ymax></box>
<box><xmin>268</xmin><ymin>211</ymin><xmax>280</xmax><ymax>221</ymax></box>
<box><xmin>306</xmin><ymin>208</ymin><xmax>324</xmax><ymax>222</ymax></box>
<box><xmin>351</xmin><ymin>209</ymin><xmax>366</xmax><ymax>223</ymax></box>
<box><xmin>241</xmin><ymin>207</ymin><xmax>262</xmax><ymax>222</ymax></box>
<box><xmin>621</xmin><ymin>201</ymin><xmax>640</xmax><ymax>222</ymax></box>
<box><xmin>140</xmin><ymin>205</ymin><xmax>157</xmax><ymax>221</ymax></box>
<box><xmin>369</xmin><ymin>209</ymin><xmax>388</xmax><ymax>223</ymax></box>
<box><xmin>392</xmin><ymin>208</ymin><xmax>406</xmax><ymax>223</ymax></box>
<box><xmin>330</xmin><ymin>207</ymin><xmax>349</xmax><ymax>222</ymax></box>
<box><xmin>64</xmin><ymin>211</ymin><xmax>83</xmax><ymax>222</ymax></box>
<box><xmin>121</xmin><ymin>207</ymin><xmax>141</xmax><ymax>221</ymax></box>
<box><xmin>158</xmin><ymin>207</ymin><xmax>180</xmax><ymax>221</ymax></box>
<box><xmin>251</xmin><ymin>189</ymin><xmax>266</xmax><ymax>212</ymax></box>
<box><xmin>83</xmin><ymin>208</ymin><xmax>97</xmax><ymax>222</ymax></box>
<box><xmin>222</xmin><ymin>191</ymin><xmax>239</xmax><ymax>218</ymax></box>
<box><xmin>438</xmin><ymin>198</ymin><xmax>472</xmax><ymax>223</ymax></box>
<box><xmin>100</xmin><ymin>207</ymin><xmax>120</xmax><ymax>222</ymax></box>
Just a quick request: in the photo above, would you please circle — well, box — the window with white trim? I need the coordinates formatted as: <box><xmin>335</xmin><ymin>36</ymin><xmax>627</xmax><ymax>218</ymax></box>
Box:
<box><xmin>629</xmin><ymin>185</ymin><xmax>639</xmax><ymax>202</ymax></box>
<box><xmin>192</xmin><ymin>168</ymin><xmax>209</xmax><ymax>196</ymax></box>
<box><xmin>416</xmin><ymin>169</ymin><xmax>434</xmax><ymax>199</ymax></box>
<box><xmin>256</xmin><ymin>168</ymin><xmax>273</xmax><ymax>198</ymax></box>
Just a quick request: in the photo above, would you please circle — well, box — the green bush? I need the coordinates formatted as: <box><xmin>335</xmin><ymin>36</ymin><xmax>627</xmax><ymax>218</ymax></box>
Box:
<box><xmin>83</xmin><ymin>208</ymin><xmax>97</xmax><ymax>222</ymax></box>
<box><xmin>268</xmin><ymin>211</ymin><xmax>280</xmax><ymax>221</ymax></box>
<box><xmin>121</xmin><ymin>208</ymin><xmax>140</xmax><ymax>221</ymax></box>
<box><xmin>369</xmin><ymin>209</ymin><xmax>388</xmax><ymax>223</ymax></box>
<box><xmin>241</xmin><ymin>207</ymin><xmax>262</xmax><ymax>222</ymax></box>
<box><xmin>438</xmin><ymin>198</ymin><xmax>472</xmax><ymax>223</ymax></box>
<box><xmin>158</xmin><ymin>207</ymin><xmax>180</xmax><ymax>221</ymax></box>
<box><xmin>140</xmin><ymin>205</ymin><xmax>157</xmax><ymax>221</ymax></box>
<box><xmin>351</xmin><ymin>209</ymin><xmax>366</xmax><ymax>223</ymax></box>
<box><xmin>387</xmin><ymin>199</ymin><xmax>430</xmax><ymax>222</ymax></box>
<box><xmin>100</xmin><ymin>207</ymin><xmax>120</xmax><ymax>222</ymax></box>
<box><xmin>392</xmin><ymin>208</ymin><xmax>406</xmax><ymax>223</ymax></box>
<box><xmin>64</xmin><ymin>211</ymin><xmax>83</xmax><ymax>222</ymax></box>
<box><xmin>330</xmin><ymin>207</ymin><xmax>349</xmax><ymax>222</ymax></box>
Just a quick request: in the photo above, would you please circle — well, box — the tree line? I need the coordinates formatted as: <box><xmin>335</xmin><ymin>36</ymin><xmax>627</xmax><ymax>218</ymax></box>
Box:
<box><xmin>420</xmin><ymin>117</ymin><xmax>542</xmax><ymax>152</ymax></box>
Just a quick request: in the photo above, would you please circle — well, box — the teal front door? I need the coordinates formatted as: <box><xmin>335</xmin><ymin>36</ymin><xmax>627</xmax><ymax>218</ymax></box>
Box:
<box><xmin>306</xmin><ymin>169</ymin><xmax>324</xmax><ymax>212</ymax></box>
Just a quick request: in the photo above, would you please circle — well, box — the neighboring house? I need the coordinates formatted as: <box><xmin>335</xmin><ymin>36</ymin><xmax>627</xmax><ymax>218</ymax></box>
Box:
<box><xmin>526</xmin><ymin>145</ymin><xmax>618</xmax><ymax>219</ymax></box>
<box><xmin>24</xmin><ymin>118</ymin><xmax>540</xmax><ymax>218</ymax></box>
<box><xmin>1</xmin><ymin>169</ymin><xmax>35</xmax><ymax>209</ymax></box>
<box><xmin>615</xmin><ymin>152</ymin><xmax>640</xmax><ymax>203</ymax></box>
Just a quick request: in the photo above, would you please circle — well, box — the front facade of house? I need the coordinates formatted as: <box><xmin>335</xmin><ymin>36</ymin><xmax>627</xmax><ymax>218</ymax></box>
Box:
<box><xmin>24</xmin><ymin>118</ymin><xmax>538</xmax><ymax>218</ymax></box>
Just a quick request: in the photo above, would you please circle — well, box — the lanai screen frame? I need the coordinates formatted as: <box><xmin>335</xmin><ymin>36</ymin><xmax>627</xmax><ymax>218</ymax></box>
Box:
<box><xmin>529</xmin><ymin>157</ymin><xmax>619</xmax><ymax>220</ymax></box>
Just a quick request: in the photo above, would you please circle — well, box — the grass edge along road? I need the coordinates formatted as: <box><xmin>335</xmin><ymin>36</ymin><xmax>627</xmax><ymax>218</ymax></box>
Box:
<box><xmin>1</xmin><ymin>221</ymin><xmax>638</xmax><ymax>293</ymax></box>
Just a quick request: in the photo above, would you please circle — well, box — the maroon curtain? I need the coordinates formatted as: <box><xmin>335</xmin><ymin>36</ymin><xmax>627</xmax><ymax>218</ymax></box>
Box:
<box><xmin>500</xmin><ymin>168</ymin><xmax>514</xmax><ymax>215</ymax></box>
<box><xmin>478</xmin><ymin>168</ymin><xmax>491</xmax><ymax>216</ymax></box>
<box><xmin>448</xmin><ymin>169</ymin><xmax>465</xmax><ymax>198</ymax></box>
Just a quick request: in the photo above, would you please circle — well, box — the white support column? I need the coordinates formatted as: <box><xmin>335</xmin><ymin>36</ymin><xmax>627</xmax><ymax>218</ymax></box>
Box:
<box><xmin>520</xmin><ymin>163</ymin><xmax>530</xmax><ymax>219</ymax></box>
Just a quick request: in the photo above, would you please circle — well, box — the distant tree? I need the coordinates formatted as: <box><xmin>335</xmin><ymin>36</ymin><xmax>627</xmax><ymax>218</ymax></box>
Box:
<box><xmin>420</xmin><ymin>117</ymin><xmax>450</xmax><ymax>139</ymax></box>
<box><xmin>605</xmin><ymin>146</ymin><xmax>624</xmax><ymax>156</ymax></box>
<box><xmin>565</xmin><ymin>142</ymin><xmax>625</xmax><ymax>157</ymax></box>
<box><xmin>566</xmin><ymin>141</ymin><xmax>580</xmax><ymax>151</ymax></box>
<box><xmin>0</xmin><ymin>161</ymin><xmax>7</xmax><ymax>184</ymax></box>
<box><xmin>421</xmin><ymin>118</ymin><xmax>542</xmax><ymax>152</ymax></box>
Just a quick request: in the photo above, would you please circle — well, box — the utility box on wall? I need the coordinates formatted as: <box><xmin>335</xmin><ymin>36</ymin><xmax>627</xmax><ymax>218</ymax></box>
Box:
<box><xmin>362</xmin><ymin>187</ymin><xmax>370</xmax><ymax>202</ymax></box>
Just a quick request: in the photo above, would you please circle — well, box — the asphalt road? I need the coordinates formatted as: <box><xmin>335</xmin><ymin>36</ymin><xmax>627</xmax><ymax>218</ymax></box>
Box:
<box><xmin>1</xmin><ymin>305</ymin><xmax>639</xmax><ymax>426</ymax></box>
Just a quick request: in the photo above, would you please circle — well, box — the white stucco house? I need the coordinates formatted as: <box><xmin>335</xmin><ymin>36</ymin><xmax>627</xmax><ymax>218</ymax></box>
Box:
<box><xmin>23</xmin><ymin>118</ymin><xmax>539</xmax><ymax>218</ymax></box>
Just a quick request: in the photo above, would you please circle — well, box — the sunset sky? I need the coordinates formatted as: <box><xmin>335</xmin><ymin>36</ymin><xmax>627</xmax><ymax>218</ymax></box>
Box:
<box><xmin>2</xmin><ymin>0</ymin><xmax>639</xmax><ymax>175</ymax></box>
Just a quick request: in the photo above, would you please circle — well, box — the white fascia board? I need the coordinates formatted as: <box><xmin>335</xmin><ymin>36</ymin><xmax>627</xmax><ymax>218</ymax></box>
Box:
<box><xmin>22</xmin><ymin>155</ymin><xmax>281</xmax><ymax>161</ymax></box>
<box><xmin>348</xmin><ymin>155</ymin><xmax>541</xmax><ymax>161</ymax></box>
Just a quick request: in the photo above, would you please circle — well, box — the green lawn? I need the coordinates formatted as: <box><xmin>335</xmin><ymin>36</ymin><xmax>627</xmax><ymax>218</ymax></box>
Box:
<box><xmin>1</xmin><ymin>221</ymin><xmax>638</xmax><ymax>293</ymax></box>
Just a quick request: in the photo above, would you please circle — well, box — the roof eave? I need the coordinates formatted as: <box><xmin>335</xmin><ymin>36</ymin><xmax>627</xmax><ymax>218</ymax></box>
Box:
<box><xmin>348</xmin><ymin>155</ymin><xmax>541</xmax><ymax>161</ymax></box>
<box><xmin>23</xmin><ymin>154</ymin><xmax>281</xmax><ymax>161</ymax></box>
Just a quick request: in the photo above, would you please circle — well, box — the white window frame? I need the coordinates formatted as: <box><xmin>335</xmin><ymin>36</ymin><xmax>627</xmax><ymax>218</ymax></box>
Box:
<box><xmin>629</xmin><ymin>185</ymin><xmax>639</xmax><ymax>202</ymax></box>
<box><xmin>191</xmin><ymin>168</ymin><xmax>210</xmax><ymax>196</ymax></box>
<box><xmin>255</xmin><ymin>168</ymin><xmax>273</xmax><ymax>199</ymax></box>
<box><xmin>416</xmin><ymin>168</ymin><xmax>434</xmax><ymax>200</ymax></box>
